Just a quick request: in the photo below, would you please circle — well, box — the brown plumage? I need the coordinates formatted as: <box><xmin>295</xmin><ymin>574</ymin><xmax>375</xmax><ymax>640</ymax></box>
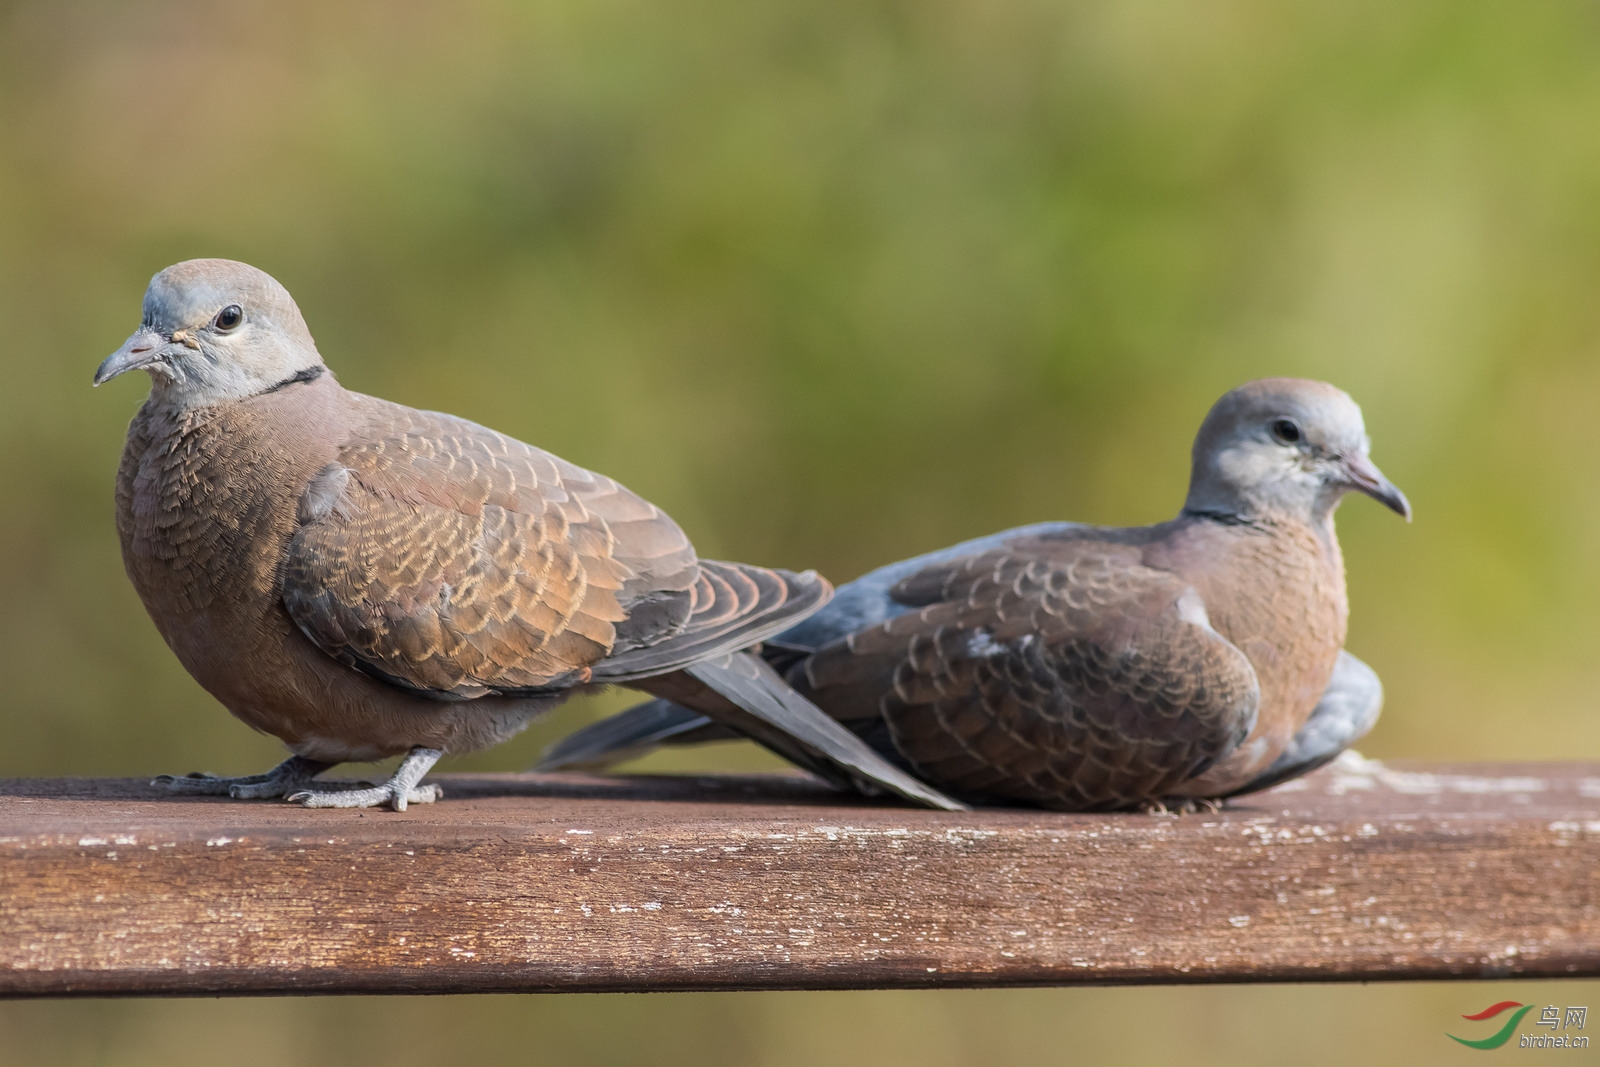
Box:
<box><xmin>98</xmin><ymin>258</ymin><xmax>962</xmax><ymax>811</ymax></box>
<box><xmin>540</xmin><ymin>379</ymin><xmax>1411</xmax><ymax>811</ymax></box>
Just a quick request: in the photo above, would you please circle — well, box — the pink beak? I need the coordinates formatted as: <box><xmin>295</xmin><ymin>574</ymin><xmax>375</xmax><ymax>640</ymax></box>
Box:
<box><xmin>1340</xmin><ymin>452</ymin><xmax>1411</xmax><ymax>521</ymax></box>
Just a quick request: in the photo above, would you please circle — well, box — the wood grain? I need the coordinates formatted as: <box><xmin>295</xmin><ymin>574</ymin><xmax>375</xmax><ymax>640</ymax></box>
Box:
<box><xmin>2</xmin><ymin>756</ymin><xmax>1597</xmax><ymax>996</ymax></box>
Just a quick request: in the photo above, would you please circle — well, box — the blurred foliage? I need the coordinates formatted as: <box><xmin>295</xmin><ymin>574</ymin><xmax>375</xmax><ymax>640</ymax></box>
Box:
<box><xmin>2</xmin><ymin>0</ymin><xmax>1599</xmax><ymax>1063</ymax></box>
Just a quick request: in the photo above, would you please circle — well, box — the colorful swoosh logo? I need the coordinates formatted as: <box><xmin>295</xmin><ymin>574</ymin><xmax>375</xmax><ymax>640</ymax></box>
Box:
<box><xmin>1448</xmin><ymin>1001</ymin><xmax>1534</xmax><ymax>1049</ymax></box>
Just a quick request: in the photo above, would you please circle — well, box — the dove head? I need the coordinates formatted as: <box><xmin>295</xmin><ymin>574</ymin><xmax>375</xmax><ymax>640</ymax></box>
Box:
<box><xmin>1183</xmin><ymin>378</ymin><xmax>1410</xmax><ymax>526</ymax></box>
<box><xmin>95</xmin><ymin>259</ymin><xmax>326</xmax><ymax>409</ymax></box>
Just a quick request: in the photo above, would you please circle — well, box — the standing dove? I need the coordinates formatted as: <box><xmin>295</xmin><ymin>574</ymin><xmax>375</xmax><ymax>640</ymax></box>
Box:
<box><xmin>540</xmin><ymin>379</ymin><xmax>1411</xmax><ymax>810</ymax></box>
<box><xmin>96</xmin><ymin>259</ymin><xmax>962</xmax><ymax>811</ymax></box>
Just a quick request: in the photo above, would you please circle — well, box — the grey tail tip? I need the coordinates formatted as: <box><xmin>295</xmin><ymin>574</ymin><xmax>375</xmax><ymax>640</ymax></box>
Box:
<box><xmin>687</xmin><ymin>655</ymin><xmax>968</xmax><ymax>813</ymax></box>
<box><xmin>534</xmin><ymin>699</ymin><xmax>720</xmax><ymax>773</ymax></box>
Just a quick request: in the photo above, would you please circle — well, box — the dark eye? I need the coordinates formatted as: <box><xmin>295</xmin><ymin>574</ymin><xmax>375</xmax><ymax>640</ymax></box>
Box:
<box><xmin>1270</xmin><ymin>418</ymin><xmax>1302</xmax><ymax>444</ymax></box>
<box><xmin>214</xmin><ymin>305</ymin><xmax>243</xmax><ymax>331</ymax></box>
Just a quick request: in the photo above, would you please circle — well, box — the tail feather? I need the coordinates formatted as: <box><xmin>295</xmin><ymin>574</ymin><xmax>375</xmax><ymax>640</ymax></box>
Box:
<box><xmin>536</xmin><ymin>699</ymin><xmax>727</xmax><ymax>772</ymax></box>
<box><xmin>673</xmin><ymin>653</ymin><xmax>967</xmax><ymax>811</ymax></box>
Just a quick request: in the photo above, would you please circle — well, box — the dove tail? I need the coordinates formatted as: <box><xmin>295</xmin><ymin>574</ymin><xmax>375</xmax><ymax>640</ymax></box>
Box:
<box><xmin>535</xmin><ymin>699</ymin><xmax>727</xmax><ymax>772</ymax></box>
<box><xmin>540</xmin><ymin>650</ymin><xmax>967</xmax><ymax>811</ymax></box>
<box><xmin>674</xmin><ymin>653</ymin><xmax>968</xmax><ymax>812</ymax></box>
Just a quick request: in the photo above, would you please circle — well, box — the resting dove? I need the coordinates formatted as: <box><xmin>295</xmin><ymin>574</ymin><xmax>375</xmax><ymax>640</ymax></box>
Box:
<box><xmin>96</xmin><ymin>259</ymin><xmax>962</xmax><ymax>811</ymax></box>
<box><xmin>540</xmin><ymin>379</ymin><xmax>1411</xmax><ymax>810</ymax></box>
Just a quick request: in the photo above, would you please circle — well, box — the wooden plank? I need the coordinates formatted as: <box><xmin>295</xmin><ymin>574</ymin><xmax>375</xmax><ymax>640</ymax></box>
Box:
<box><xmin>1</xmin><ymin>756</ymin><xmax>1597</xmax><ymax>997</ymax></box>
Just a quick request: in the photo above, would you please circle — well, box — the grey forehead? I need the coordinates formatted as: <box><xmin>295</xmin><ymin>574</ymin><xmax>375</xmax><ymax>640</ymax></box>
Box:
<box><xmin>1274</xmin><ymin>391</ymin><xmax>1366</xmax><ymax>447</ymax></box>
<box><xmin>776</xmin><ymin>521</ymin><xmax>1078</xmax><ymax>649</ymax></box>
<box><xmin>142</xmin><ymin>277</ymin><xmax>234</xmax><ymax>324</ymax></box>
<box><xmin>1229</xmin><ymin>386</ymin><xmax>1366</xmax><ymax>449</ymax></box>
<box><xmin>141</xmin><ymin>263</ymin><xmax>287</xmax><ymax>325</ymax></box>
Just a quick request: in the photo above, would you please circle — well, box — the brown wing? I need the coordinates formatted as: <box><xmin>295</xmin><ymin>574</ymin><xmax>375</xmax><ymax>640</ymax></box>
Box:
<box><xmin>793</xmin><ymin>540</ymin><xmax>1259</xmax><ymax>810</ymax></box>
<box><xmin>281</xmin><ymin>397</ymin><xmax>820</xmax><ymax>698</ymax></box>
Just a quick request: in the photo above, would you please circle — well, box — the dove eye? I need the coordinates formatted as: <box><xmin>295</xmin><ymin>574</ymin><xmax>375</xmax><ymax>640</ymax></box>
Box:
<box><xmin>214</xmin><ymin>305</ymin><xmax>243</xmax><ymax>331</ymax></box>
<box><xmin>1270</xmin><ymin>418</ymin><xmax>1302</xmax><ymax>445</ymax></box>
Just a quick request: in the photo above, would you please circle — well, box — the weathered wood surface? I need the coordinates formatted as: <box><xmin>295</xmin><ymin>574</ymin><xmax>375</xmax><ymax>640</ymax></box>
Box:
<box><xmin>2</xmin><ymin>755</ymin><xmax>1598</xmax><ymax>997</ymax></box>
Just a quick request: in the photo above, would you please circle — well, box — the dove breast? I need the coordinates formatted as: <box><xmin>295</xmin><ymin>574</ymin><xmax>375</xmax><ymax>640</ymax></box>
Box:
<box><xmin>1144</xmin><ymin>515</ymin><xmax>1348</xmax><ymax>795</ymax></box>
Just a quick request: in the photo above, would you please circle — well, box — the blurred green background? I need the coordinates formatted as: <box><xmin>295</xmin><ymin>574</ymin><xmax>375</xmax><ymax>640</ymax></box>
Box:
<box><xmin>2</xmin><ymin>0</ymin><xmax>1598</xmax><ymax>1062</ymax></box>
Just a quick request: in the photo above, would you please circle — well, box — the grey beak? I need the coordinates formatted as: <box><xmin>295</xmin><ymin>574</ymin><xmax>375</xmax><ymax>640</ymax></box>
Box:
<box><xmin>94</xmin><ymin>326</ymin><xmax>171</xmax><ymax>385</ymax></box>
<box><xmin>1341</xmin><ymin>452</ymin><xmax>1411</xmax><ymax>522</ymax></box>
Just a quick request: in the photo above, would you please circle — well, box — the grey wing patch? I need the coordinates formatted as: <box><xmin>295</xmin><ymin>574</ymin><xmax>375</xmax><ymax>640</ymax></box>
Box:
<box><xmin>297</xmin><ymin>463</ymin><xmax>354</xmax><ymax>525</ymax></box>
<box><xmin>775</xmin><ymin>522</ymin><xmax>1083</xmax><ymax>650</ymax></box>
<box><xmin>1224</xmin><ymin>650</ymin><xmax>1383</xmax><ymax>797</ymax></box>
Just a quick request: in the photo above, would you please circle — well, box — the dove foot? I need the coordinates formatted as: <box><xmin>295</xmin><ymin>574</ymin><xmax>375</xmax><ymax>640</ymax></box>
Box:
<box><xmin>285</xmin><ymin>747</ymin><xmax>443</xmax><ymax>811</ymax></box>
<box><xmin>153</xmin><ymin>755</ymin><xmax>335</xmax><ymax>799</ymax></box>
<box><xmin>1140</xmin><ymin>796</ymin><xmax>1225</xmax><ymax>816</ymax></box>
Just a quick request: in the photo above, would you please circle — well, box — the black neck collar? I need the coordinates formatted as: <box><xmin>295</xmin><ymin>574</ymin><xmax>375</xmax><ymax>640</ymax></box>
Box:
<box><xmin>262</xmin><ymin>365</ymin><xmax>326</xmax><ymax>394</ymax></box>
